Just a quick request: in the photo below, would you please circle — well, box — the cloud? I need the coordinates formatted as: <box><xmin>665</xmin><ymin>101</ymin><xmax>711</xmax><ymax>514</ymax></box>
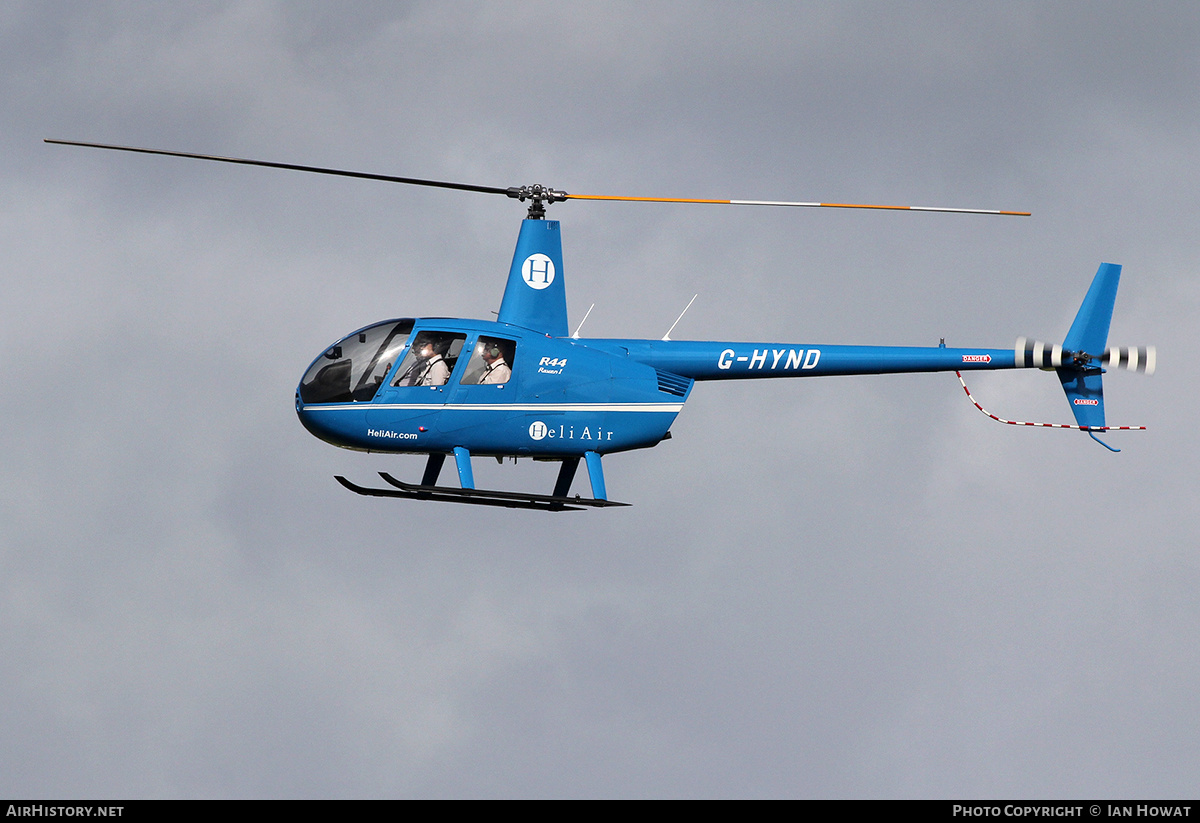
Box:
<box><xmin>3</xmin><ymin>1</ymin><xmax>1196</xmax><ymax>798</ymax></box>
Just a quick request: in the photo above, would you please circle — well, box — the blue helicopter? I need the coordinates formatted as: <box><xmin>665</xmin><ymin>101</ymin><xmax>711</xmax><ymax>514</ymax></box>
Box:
<box><xmin>48</xmin><ymin>140</ymin><xmax>1155</xmax><ymax>511</ymax></box>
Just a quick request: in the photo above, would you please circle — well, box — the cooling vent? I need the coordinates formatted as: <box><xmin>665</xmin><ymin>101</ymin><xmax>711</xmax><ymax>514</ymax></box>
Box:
<box><xmin>655</xmin><ymin>370</ymin><xmax>693</xmax><ymax>397</ymax></box>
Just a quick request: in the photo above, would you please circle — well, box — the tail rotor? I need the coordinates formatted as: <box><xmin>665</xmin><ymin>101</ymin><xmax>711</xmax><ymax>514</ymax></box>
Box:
<box><xmin>1015</xmin><ymin>338</ymin><xmax>1155</xmax><ymax>375</ymax></box>
<box><xmin>965</xmin><ymin>265</ymin><xmax>1153</xmax><ymax>451</ymax></box>
<box><xmin>1103</xmin><ymin>345</ymin><xmax>1156</xmax><ymax>375</ymax></box>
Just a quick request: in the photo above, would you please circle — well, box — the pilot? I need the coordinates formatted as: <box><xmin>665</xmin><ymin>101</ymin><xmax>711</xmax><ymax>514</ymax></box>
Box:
<box><xmin>417</xmin><ymin>337</ymin><xmax>452</xmax><ymax>386</ymax></box>
<box><xmin>395</xmin><ymin>335</ymin><xmax>451</xmax><ymax>387</ymax></box>
<box><xmin>479</xmin><ymin>340</ymin><xmax>511</xmax><ymax>385</ymax></box>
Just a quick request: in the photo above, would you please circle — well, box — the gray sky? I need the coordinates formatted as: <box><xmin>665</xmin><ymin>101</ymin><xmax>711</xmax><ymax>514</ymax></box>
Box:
<box><xmin>3</xmin><ymin>1</ymin><xmax>1196</xmax><ymax>798</ymax></box>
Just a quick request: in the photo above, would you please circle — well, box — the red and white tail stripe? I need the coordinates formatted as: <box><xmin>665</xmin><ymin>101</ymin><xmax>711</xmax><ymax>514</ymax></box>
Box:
<box><xmin>955</xmin><ymin>372</ymin><xmax>1146</xmax><ymax>431</ymax></box>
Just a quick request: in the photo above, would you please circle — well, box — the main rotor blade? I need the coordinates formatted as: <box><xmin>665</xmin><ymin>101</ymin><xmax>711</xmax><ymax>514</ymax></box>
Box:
<box><xmin>565</xmin><ymin>193</ymin><xmax>1030</xmax><ymax>216</ymax></box>
<box><xmin>44</xmin><ymin>139</ymin><xmax>512</xmax><ymax>197</ymax></box>
<box><xmin>47</xmin><ymin>139</ymin><xmax>1030</xmax><ymax>216</ymax></box>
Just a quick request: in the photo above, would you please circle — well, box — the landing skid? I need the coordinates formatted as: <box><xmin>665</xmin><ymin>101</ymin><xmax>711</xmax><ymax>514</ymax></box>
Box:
<box><xmin>335</xmin><ymin>473</ymin><xmax>630</xmax><ymax>512</ymax></box>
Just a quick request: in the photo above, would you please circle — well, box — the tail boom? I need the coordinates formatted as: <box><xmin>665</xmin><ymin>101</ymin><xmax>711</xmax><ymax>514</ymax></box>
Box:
<box><xmin>581</xmin><ymin>339</ymin><xmax>1019</xmax><ymax>381</ymax></box>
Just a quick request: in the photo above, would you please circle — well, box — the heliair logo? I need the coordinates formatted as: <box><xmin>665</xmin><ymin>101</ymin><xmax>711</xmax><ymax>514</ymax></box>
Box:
<box><xmin>522</xmin><ymin>253</ymin><xmax>555</xmax><ymax>290</ymax></box>
<box><xmin>529</xmin><ymin>421</ymin><xmax>548</xmax><ymax>440</ymax></box>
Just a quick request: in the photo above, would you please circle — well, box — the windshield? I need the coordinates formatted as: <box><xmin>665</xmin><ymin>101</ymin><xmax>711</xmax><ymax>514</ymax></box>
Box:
<box><xmin>299</xmin><ymin>319</ymin><xmax>414</xmax><ymax>403</ymax></box>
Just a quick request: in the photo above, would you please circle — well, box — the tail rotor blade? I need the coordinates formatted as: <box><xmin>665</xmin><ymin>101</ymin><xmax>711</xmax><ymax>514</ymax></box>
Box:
<box><xmin>1104</xmin><ymin>345</ymin><xmax>1156</xmax><ymax>375</ymax></box>
<box><xmin>1015</xmin><ymin>337</ymin><xmax>1064</xmax><ymax>369</ymax></box>
<box><xmin>1017</xmin><ymin>338</ymin><xmax>1156</xmax><ymax>375</ymax></box>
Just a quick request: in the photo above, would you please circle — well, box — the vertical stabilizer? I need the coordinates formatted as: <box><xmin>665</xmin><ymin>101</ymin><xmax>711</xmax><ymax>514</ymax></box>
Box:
<box><xmin>497</xmin><ymin>219</ymin><xmax>568</xmax><ymax>337</ymax></box>
<box><xmin>1063</xmin><ymin>263</ymin><xmax>1121</xmax><ymax>354</ymax></box>
<box><xmin>1058</xmin><ymin>263</ymin><xmax>1122</xmax><ymax>433</ymax></box>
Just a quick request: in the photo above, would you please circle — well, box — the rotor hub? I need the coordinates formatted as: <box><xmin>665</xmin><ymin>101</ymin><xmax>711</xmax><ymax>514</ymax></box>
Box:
<box><xmin>505</xmin><ymin>184</ymin><xmax>568</xmax><ymax>219</ymax></box>
<box><xmin>1068</xmin><ymin>349</ymin><xmax>1096</xmax><ymax>369</ymax></box>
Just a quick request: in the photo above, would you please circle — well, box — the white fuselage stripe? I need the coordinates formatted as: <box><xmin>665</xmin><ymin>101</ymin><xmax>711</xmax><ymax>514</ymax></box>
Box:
<box><xmin>302</xmin><ymin>403</ymin><xmax>685</xmax><ymax>413</ymax></box>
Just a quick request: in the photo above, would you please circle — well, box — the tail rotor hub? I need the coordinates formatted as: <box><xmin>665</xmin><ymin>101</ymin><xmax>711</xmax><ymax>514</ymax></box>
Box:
<box><xmin>1068</xmin><ymin>349</ymin><xmax>1095</xmax><ymax>369</ymax></box>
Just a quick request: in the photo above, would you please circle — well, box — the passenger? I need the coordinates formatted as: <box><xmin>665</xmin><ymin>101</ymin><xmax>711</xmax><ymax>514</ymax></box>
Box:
<box><xmin>479</xmin><ymin>341</ymin><xmax>511</xmax><ymax>385</ymax></box>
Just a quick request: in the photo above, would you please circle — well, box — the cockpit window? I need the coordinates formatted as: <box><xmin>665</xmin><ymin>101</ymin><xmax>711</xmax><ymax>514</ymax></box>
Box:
<box><xmin>299</xmin><ymin>319</ymin><xmax>414</xmax><ymax>404</ymax></box>
<box><xmin>392</xmin><ymin>331</ymin><xmax>467</xmax><ymax>387</ymax></box>
<box><xmin>460</xmin><ymin>336</ymin><xmax>515</xmax><ymax>385</ymax></box>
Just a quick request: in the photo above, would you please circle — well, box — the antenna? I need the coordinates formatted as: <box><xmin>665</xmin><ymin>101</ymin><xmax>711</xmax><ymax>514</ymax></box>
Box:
<box><xmin>662</xmin><ymin>294</ymin><xmax>698</xmax><ymax>341</ymax></box>
<box><xmin>571</xmin><ymin>303</ymin><xmax>595</xmax><ymax>339</ymax></box>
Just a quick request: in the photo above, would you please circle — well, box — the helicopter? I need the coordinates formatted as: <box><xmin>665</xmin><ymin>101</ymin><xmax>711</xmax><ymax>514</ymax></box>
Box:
<box><xmin>47</xmin><ymin>139</ymin><xmax>1155</xmax><ymax>511</ymax></box>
